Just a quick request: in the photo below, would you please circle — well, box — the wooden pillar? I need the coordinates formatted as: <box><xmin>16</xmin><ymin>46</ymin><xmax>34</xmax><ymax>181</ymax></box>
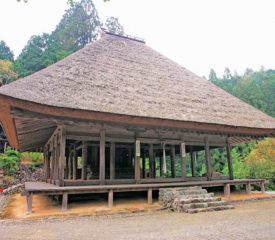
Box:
<box><xmin>226</xmin><ymin>139</ymin><xmax>234</xmax><ymax>180</ymax></box>
<box><xmin>190</xmin><ymin>147</ymin><xmax>196</xmax><ymax>177</ymax></box>
<box><xmin>261</xmin><ymin>181</ymin><xmax>265</xmax><ymax>193</ymax></box>
<box><xmin>68</xmin><ymin>148</ymin><xmax>72</xmax><ymax>180</ymax></box>
<box><xmin>142</xmin><ymin>150</ymin><xmax>146</xmax><ymax>178</ymax></box>
<box><xmin>26</xmin><ymin>193</ymin><xmax>32</xmax><ymax>214</ymax></box>
<box><xmin>99</xmin><ymin>129</ymin><xmax>106</xmax><ymax>185</ymax></box>
<box><xmin>73</xmin><ymin>145</ymin><xmax>77</xmax><ymax>180</ymax></box>
<box><xmin>180</xmin><ymin>142</ymin><xmax>186</xmax><ymax>180</ymax></box>
<box><xmin>135</xmin><ymin>139</ymin><xmax>141</xmax><ymax>183</ymax></box>
<box><xmin>108</xmin><ymin>190</ymin><xmax>113</xmax><ymax>208</ymax></box>
<box><xmin>110</xmin><ymin>142</ymin><xmax>115</xmax><ymax>180</ymax></box>
<box><xmin>171</xmin><ymin>145</ymin><xmax>176</xmax><ymax>178</ymax></box>
<box><xmin>204</xmin><ymin>137</ymin><xmax>212</xmax><ymax>181</ymax></box>
<box><xmin>59</xmin><ymin>127</ymin><xmax>66</xmax><ymax>187</ymax></box>
<box><xmin>147</xmin><ymin>188</ymin><xmax>153</xmax><ymax>204</ymax></box>
<box><xmin>149</xmin><ymin>144</ymin><xmax>154</xmax><ymax>178</ymax></box>
<box><xmin>246</xmin><ymin>182</ymin><xmax>251</xmax><ymax>194</ymax></box>
<box><xmin>224</xmin><ymin>183</ymin><xmax>230</xmax><ymax>199</ymax></box>
<box><xmin>65</xmin><ymin>149</ymin><xmax>69</xmax><ymax>179</ymax></box>
<box><xmin>62</xmin><ymin>193</ymin><xmax>68</xmax><ymax>211</ymax></box>
<box><xmin>81</xmin><ymin>141</ymin><xmax>88</xmax><ymax>180</ymax></box>
<box><xmin>161</xmin><ymin>143</ymin><xmax>167</xmax><ymax>176</ymax></box>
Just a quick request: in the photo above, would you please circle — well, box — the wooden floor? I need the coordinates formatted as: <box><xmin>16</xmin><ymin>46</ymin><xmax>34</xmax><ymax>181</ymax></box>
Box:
<box><xmin>25</xmin><ymin>179</ymin><xmax>266</xmax><ymax>195</ymax></box>
<box><xmin>24</xmin><ymin>179</ymin><xmax>266</xmax><ymax>214</ymax></box>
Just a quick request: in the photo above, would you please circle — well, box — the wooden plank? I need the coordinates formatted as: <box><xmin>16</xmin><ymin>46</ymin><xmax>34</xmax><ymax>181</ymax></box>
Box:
<box><xmin>147</xmin><ymin>188</ymin><xmax>153</xmax><ymax>204</ymax></box>
<box><xmin>110</xmin><ymin>142</ymin><xmax>115</xmax><ymax>180</ymax></box>
<box><xmin>204</xmin><ymin>137</ymin><xmax>212</xmax><ymax>181</ymax></box>
<box><xmin>81</xmin><ymin>141</ymin><xmax>88</xmax><ymax>180</ymax></box>
<box><xmin>62</xmin><ymin>192</ymin><xmax>68</xmax><ymax>211</ymax></box>
<box><xmin>99</xmin><ymin>129</ymin><xmax>106</xmax><ymax>185</ymax></box>
<box><xmin>171</xmin><ymin>145</ymin><xmax>176</xmax><ymax>178</ymax></box>
<box><xmin>108</xmin><ymin>190</ymin><xmax>114</xmax><ymax>208</ymax></box>
<box><xmin>180</xmin><ymin>142</ymin><xmax>186</xmax><ymax>180</ymax></box>
<box><xmin>226</xmin><ymin>139</ymin><xmax>234</xmax><ymax>180</ymax></box>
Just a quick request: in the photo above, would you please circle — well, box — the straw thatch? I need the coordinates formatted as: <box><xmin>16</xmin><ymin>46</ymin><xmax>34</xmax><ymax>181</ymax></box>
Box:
<box><xmin>0</xmin><ymin>32</ymin><xmax>275</xmax><ymax>130</ymax></box>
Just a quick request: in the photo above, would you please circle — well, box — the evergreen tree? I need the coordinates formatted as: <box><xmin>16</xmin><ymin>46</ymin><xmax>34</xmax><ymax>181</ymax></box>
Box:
<box><xmin>105</xmin><ymin>17</ymin><xmax>124</xmax><ymax>35</ymax></box>
<box><xmin>0</xmin><ymin>41</ymin><xmax>14</xmax><ymax>62</ymax></box>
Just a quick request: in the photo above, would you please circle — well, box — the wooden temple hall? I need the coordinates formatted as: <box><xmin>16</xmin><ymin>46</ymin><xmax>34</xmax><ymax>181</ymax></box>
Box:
<box><xmin>0</xmin><ymin>32</ymin><xmax>275</xmax><ymax>213</ymax></box>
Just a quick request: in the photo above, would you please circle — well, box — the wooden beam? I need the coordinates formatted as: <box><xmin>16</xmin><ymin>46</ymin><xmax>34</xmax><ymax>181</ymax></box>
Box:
<box><xmin>226</xmin><ymin>139</ymin><xmax>234</xmax><ymax>180</ymax></box>
<box><xmin>110</xmin><ymin>142</ymin><xmax>115</xmax><ymax>180</ymax></box>
<box><xmin>99</xmin><ymin>129</ymin><xmax>106</xmax><ymax>185</ymax></box>
<box><xmin>171</xmin><ymin>145</ymin><xmax>176</xmax><ymax>178</ymax></box>
<box><xmin>161</xmin><ymin>143</ymin><xmax>167</xmax><ymax>176</ymax></box>
<box><xmin>224</xmin><ymin>183</ymin><xmax>230</xmax><ymax>199</ymax></box>
<box><xmin>142</xmin><ymin>150</ymin><xmax>146</xmax><ymax>178</ymax></box>
<box><xmin>261</xmin><ymin>181</ymin><xmax>265</xmax><ymax>193</ymax></box>
<box><xmin>246</xmin><ymin>182</ymin><xmax>251</xmax><ymax>194</ymax></box>
<box><xmin>180</xmin><ymin>142</ymin><xmax>186</xmax><ymax>180</ymax></box>
<box><xmin>204</xmin><ymin>137</ymin><xmax>212</xmax><ymax>181</ymax></box>
<box><xmin>26</xmin><ymin>193</ymin><xmax>32</xmax><ymax>214</ymax></box>
<box><xmin>81</xmin><ymin>141</ymin><xmax>88</xmax><ymax>180</ymax></box>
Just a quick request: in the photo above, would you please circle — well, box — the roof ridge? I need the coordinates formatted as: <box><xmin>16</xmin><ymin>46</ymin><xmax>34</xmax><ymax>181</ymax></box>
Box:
<box><xmin>102</xmin><ymin>29</ymin><xmax>145</xmax><ymax>44</ymax></box>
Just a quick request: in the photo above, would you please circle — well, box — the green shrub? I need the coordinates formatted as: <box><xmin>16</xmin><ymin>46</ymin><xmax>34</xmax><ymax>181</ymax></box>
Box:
<box><xmin>21</xmin><ymin>152</ymin><xmax>43</xmax><ymax>171</ymax></box>
<box><xmin>0</xmin><ymin>147</ymin><xmax>21</xmax><ymax>175</ymax></box>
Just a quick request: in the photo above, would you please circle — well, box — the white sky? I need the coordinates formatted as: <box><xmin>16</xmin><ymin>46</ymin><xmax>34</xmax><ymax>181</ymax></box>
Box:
<box><xmin>0</xmin><ymin>0</ymin><xmax>275</xmax><ymax>77</ymax></box>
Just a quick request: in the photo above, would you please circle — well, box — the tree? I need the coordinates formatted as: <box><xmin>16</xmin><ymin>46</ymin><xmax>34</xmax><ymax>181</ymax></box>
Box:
<box><xmin>0</xmin><ymin>41</ymin><xmax>14</xmax><ymax>62</ymax></box>
<box><xmin>52</xmin><ymin>0</ymin><xmax>101</xmax><ymax>52</ymax></box>
<box><xmin>0</xmin><ymin>60</ymin><xmax>18</xmax><ymax>85</ymax></box>
<box><xmin>105</xmin><ymin>17</ymin><xmax>124</xmax><ymax>35</ymax></box>
<box><xmin>208</xmin><ymin>68</ymin><xmax>218</xmax><ymax>82</ymax></box>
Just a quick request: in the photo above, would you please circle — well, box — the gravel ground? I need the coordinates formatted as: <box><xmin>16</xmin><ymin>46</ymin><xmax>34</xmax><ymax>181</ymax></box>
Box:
<box><xmin>1</xmin><ymin>199</ymin><xmax>275</xmax><ymax>240</ymax></box>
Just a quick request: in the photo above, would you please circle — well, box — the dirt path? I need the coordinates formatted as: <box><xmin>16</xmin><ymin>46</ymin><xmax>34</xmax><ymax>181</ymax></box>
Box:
<box><xmin>1</xmin><ymin>199</ymin><xmax>275</xmax><ymax>240</ymax></box>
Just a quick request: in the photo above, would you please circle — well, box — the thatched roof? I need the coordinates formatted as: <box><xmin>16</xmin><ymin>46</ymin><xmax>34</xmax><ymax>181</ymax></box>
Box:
<box><xmin>0</xmin><ymin>32</ymin><xmax>275</xmax><ymax>130</ymax></box>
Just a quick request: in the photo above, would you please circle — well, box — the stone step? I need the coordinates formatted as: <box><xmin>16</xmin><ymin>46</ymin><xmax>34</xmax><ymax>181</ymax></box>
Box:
<box><xmin>186</xmin><ymin>205</ymin><xmax>234</xmax><ymax>214</ymax></box>
<box><xmin>182</xmin><ymin>193</ymin><xmax>215</xmax><ymax>199</ymax></box>
<box><xmin>179</xmin><ymin>196</ymin><xmax>222</xmax><ymax>204</ymax></box>
<box><xmin>176</xmin><ymin>200</ymin><xmax>229</xmax><ymax>211</ymax></box>
<box><xmin>178</xmin><ymin>189</ymin><xmax>208</xmax><ymax>195</ymax></box>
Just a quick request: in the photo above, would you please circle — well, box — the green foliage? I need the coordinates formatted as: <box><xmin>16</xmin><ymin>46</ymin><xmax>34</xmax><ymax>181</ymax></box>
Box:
<box><xmin>0</xmin><ymin>147</ymin><xmax>21</xmax><ymax>175</ymax></box>
<box><xmin>21</xmin><ymin>152</ymin><xmax>43</xmax><ymax>171</ymax></box>
<box><xmin>0</xmin><ymin>40</ymin><xmax>14</xmax><ymax>62</ymax></box>
<box><xmin>0</xmin><ymin>60</ymin><xmax>18</xmax><ymax>85</ymax></box>
<box><xmin>105</xmin><ymin>17</ymin><xmax>124</xmax><ymax>35</ymax></box>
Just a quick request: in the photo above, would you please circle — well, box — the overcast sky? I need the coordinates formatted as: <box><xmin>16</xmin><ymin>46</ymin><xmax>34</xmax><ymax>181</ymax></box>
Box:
<box><xmin>0</xmin><ymin>0</ymin><xmax>275</xmax><ymax>77</ymax></box>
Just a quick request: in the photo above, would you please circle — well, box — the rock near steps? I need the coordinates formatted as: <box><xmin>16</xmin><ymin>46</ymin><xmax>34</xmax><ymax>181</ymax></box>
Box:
<box><xmin>159</xmin><ymin>186</ymin><xmax>234</xmax><ymax>213</ymax></box>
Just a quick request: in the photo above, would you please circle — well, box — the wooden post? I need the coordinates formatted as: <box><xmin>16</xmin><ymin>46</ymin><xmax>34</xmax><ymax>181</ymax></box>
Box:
<box><xmin>110</xmin><ymin>142</ymin><xmax>115</xmax><ymax>180</ymax></box>
<box><xmin>62</xmin><ymin>193</ymin><xmax>68</xmax><ymax>211</ymax></box>
<box><xmin>142</xmin><ymin>150</ymin><xmax>146</xmax><ymax>178</ymax></box>
<box><xmin>147</xmin><ymin>188</ymin><xmax>153</xmax><ymax>204</ymax></box>
<box><xmin>59</xmin><ymin>127</ymin><xmax>66</xmax><ymax>187</ymax></box>
<box><xmin>26</xmin><ymin>193</ymin><xmax>32</xmax><ymax>214</ymax></box>
<box><xmin>171</xmin><ymin>145</ymin><xmax>176</xmax><ymax>178</ymax></box>
<box><xmin>108</xmin><ymin>190</ymin><xmax>113</xmax><ymax>208</ymax></box>
<box><xmin>73</xmin><ymin>145</ymin><xmax>77</xmax><ymax>180</ymax></box>
<box><xmin>68</xmin><ymin>148</ymin><xmax>72</xmax><ymax>180</ymax></box>
<box><xmin>135</xmin><ymin>139</ymin><xmax>141</xmax><ymax>183</ymax></box>
<box><xmin>190</xmin><ymin>147</ymin><xmax>196</xmax><ymax>177</ymax></box>
<box><xmin>161</xmin><ymin>143</ymin><xmax>167</xmax><ymax>176</ymax></box>
<box><xmin>99</xmin><ymin>129</ymin><xmax>106</xmax><ymax>185</ymax></box>
<box><xmin>81</xmin><ymin>141</ymin><xmax>88</xmax><ymax>180</ymax></box>
<box><xmin>224</xmin><ymin>183</ymin><xmax>230</xmax><ymax>199</ymax></box>
<box><xmin>149</xmin><ymin>144</ymin><xmax>154</xmax><ymax>178</ymax></box>
<box><xmin>180</xmin><ymin>142</ymin><xmax>186</xmax><ymax>180</ymax></box>
<box><xmin>204</xmin><ymin>137</ymin><xmax>212</xmax><ymax>181</ymax></box>
<box><xmin>261</xmin><ymin>181</ymin><xmax>265</xmax><ymax>193</ymax></box>
<box><xmin>226</xmin><ymin>139</ymin><xmax>234</xmax><ymax>180</ymax></box>
<box><xmin>246</xmin><ymin>182</ymin><xmax>251</xmax><ymax>194</ymax></box>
